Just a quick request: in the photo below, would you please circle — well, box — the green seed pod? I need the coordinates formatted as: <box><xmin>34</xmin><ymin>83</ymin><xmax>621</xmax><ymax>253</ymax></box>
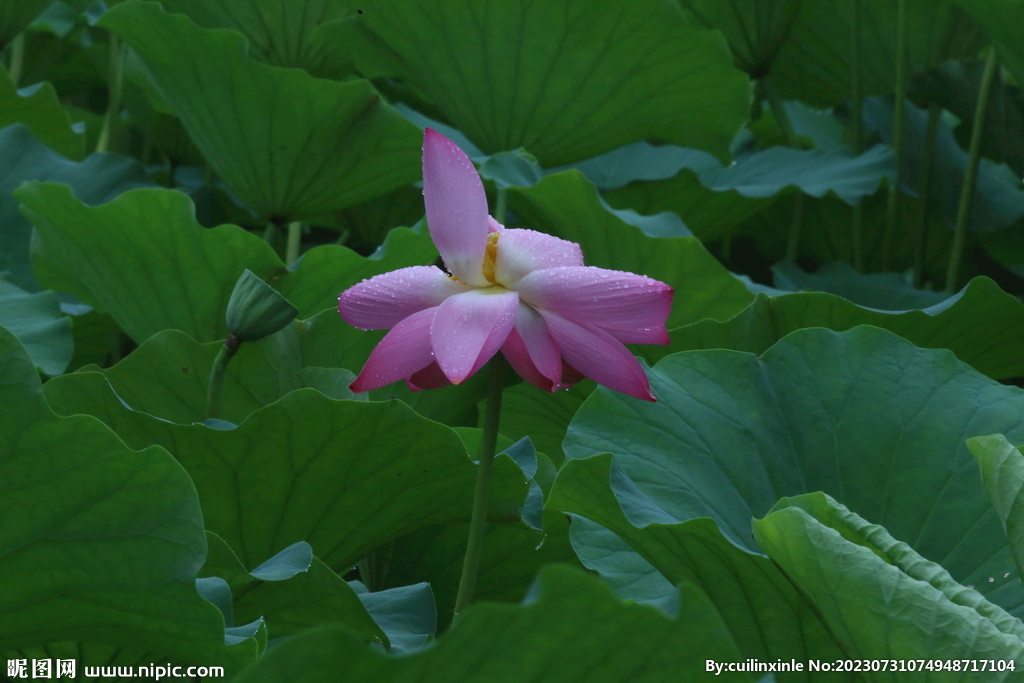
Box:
<box><xmin>225</xmin><ymin>269</ymin><xmax>298</xmax><ymax>342</ymax></box>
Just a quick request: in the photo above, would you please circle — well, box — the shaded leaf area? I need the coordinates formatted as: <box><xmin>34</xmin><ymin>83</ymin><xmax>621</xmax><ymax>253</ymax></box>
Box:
<box><xmin>0</xmin><ymin>67</ymin><xmax>83</xmax><ymax>159</ymax></box>
<box><xmin>549</xmin><ymin>454</ymin><xmax>847</xmax><ymax>681</ymax></box>
<box><xmin>0</xmin><ymin>126</ymin><xmax>153</xmax><ymax>292</ymax></box>
<box><xmin>912</xmin><ymin>58</ymin><xmax>1024</xmax><ymax>178</ymax></box>
<box><xmin>648</xmin><ymin>276</ymin><xmax>1024</xmax><ymax>381</ymax></box>
<box><xmin>953</xmin><ymin>0</ymin><xmax>1024</xmax><ymax>87</ymax></box>
<box><xmin>21</xmin><ymin>183</ymin><xmax>436</xmax><ymax>345</ymax></box>
<box><xmin>770</xmin><ymin>260</ymin><xmax>952</xmax><ymax>310</ymax></box>
<box><xmin>970</xmin><ymin>435</ymin><xmax>1024</xmax><ymax>583</ymax></box>
<box><xmin>678</xmin><ymin>0</ymin><xmax>804</xmax><ymax>77</ymax></box>
<box><xmin>382</xmin><ymin>511</ymin><xmax>580</xmax><ymax>633</ymax></box>
<box><xmin>158</xmin><ymin>0</ymin><xmax>354</xmax><ymax>78</ymax></box>
<box><xmin>0</xmin><ymin>0</ymin><xmax>50</xmax><ymax>49</ymax></box>
<box><xmin>865</xmin><ymin>96</ymin><xmax>1024</xmax><ymax>236</ymax></box>
<box><xmin>100</xmin><ymin>1</ymin><xmax>422</xmax><ymax>221</ymax></box>
<box><xmin>199</xmin><ymin>533</ymin><xmax>387</xmax><ymax>644</ymax></box>
<box><xmin>602</xmin><ymin>141</ymin><xmax>894</xmax><ymax>242</ymax></box>
<box><xmin>322</xmin><ymin>0</ymin><xmax>749</xmax><ymax>164</ymax></box>
<box><xmin>0</xmin><ymin>275</ymin><xmax>72</xmax><ymax>375</ymax></box>
<box><xmin>562</xmin><ymin>327</ymin><xmax>1024</xmax><ymax>617</ymax></box>
<box><xmin>755</xmin><ymin>494</ymin><xmax>1024</xmax><ymax>672</ymax></box>
<box><xmin>349</xmin><ymin>580</ymin><xmax>437</xmax><ymax>655</ymax></box>
<box><xmin>331</xmin><ymin>183</ymin><xmax>425</xmax><ymax>252</ymax></box>
<box><xmin>0</xmin><ymin>324</ymin><xmax>259</xmax><ymax>671</ymax></box>
<box><xmin>490</xmin><ymin>380</ymin><xmax>595</xmax><ymax>466</ymax></box>
<box><xmin>44</xmin><ymin>311</ymin><xmax>374</xmax><ymax>425</ymax></box>
<box><xmin>569</xmin><ymin>515</ymin><xmax>677</xmax><ymax>615</ymax></box>
<box><xmin>232</xmin><ymin>565</ymin><xmax>754</xmax><ymax>683</ymax></box>
<box><xmin>773</xmin><ymin>0</ymin><xmax>984</xmax><ymax>106</ymax></box>
<box><xmin>42</xmin><ymin>382</ymin><xmax>530</xmax><ymax>576</ymax></box>
<box><xmin>508</xmin><ymin>170</ymin><xmax>754</xmax><ymax>328</ymax></box>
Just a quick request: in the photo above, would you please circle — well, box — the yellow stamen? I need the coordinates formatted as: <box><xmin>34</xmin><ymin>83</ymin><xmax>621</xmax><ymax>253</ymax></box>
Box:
<box><xmin>481</xmin><ymin>232</ymin><xmax>499</xmax><ymax>284</ymax></box>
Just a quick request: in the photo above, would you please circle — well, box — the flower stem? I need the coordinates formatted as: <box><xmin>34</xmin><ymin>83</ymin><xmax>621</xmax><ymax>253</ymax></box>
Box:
<box><xmin>286</xmin><ymin>221</ymin><xmax>302</xmax><ymax>267</ymax></box>
<box><xmin>946</xmin><ymin>46</ymin><xmax>999</xmax><ymax>292</ymax></box>
<box><xmin>762</xmin><ymin>75</ymin><xmax>805</xmax><ymax>263</ymax></box>
<box><xmin>881</xmin><ymin>0</ymin><xmax>908</xmax><ymax>271</ymax></box>
<box><xmin>96</xmin><ymin>34</ymin><xmax>123</xmax><ymax>154</ymax></box>
<box><xmin>262</xmin><ymin>221</ymin><xmax>279</xmax><ymax>247</ymax></box>
<box><xmin>7</xmin><ymin>33</ymin><xmax>25</xmax><ymax>86</ymax></box>
<box><xmin>495</xmin><ymin>187</ymin><xmax>508</xmax><ymax>225</ymax></box>
<box><xmin>206</xmin><ymin>334</ymin><xmax>241</xmax><ymax>420</ymax></box>
<box><xmin>453</xmin><ymin>355</ymin><xmax>505</xmax><ymax>619</ymax></box>
<box><xmin>913</xmin><ymin>103</ymin><xmax>941</xmax><ymax>288</ymax></box>
<box><xmin>850</xmin><ymin>0</ymin><xmax>864</xmax><ymax>271</ymax></box>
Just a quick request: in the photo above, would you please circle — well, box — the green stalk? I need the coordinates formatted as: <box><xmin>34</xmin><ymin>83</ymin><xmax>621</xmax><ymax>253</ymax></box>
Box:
<box><xmin>96</xmin><ymin>34</ymin><xmax>123</xmax><ymax>153</ymax></box>
<box><xmin>913</xmin><ymin>103</ymin><xmax>941</xmax><ymax>288</ymax></box>
<box><xmin>946</xmin><ymin>47</ymin><xmax>999</xmax><ymax>292</ymax></box>
<box><xmin>850</xmin><ymin>0</ymin><xmax>864</xmax><ymax>271</ymax></box>
<box><xmin>7</xmin><ymin>33</ymin><xmax>25</xmax><ymax>86</ymax></box>
<box><xmin>762</xmin><ymin>75</ymin><xmax>805</xmax><ymax>263</ymax></box>
<box><xmin>205</xmin><ymin>334</ymin><xmax>241</xmax><ymax>420</ymax></box>
<box><xmin>453</xmin><ymin>356</ymin><xmax>505</xmax><ymax>619</ymax></box>
<box><xmin>286</xmin><ymin>221</ymin><xmax>302</xmax><ymax>267</ymax></box>
<box><xmin>881</xmin><ymin>0</ymin><xmax>908</xmax><ymax>270</ymax></box>
<box><xmin>495</xmin><ymin>186</ymin><xmax>508</xmax><ymax>225</ymax></box>
<box><xmin>262</xmin><ymin>221</ymin><xmax>280</xmax><ymax>247</ymax></box>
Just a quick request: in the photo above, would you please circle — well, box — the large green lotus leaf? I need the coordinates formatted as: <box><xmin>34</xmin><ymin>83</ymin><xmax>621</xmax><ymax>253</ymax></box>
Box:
<box><xmin>157</xmin><ymin>0</ymin><xmax>353</xmax><ymax>78</ymax></box>
<box><xmin>280</xmin><ymin>221</ymin><xmax>438</xmax><ymax>319</ymax></box>
<box><xmin>43</xmin><ymin>383</ymin><xmax>529</xmax><ymax>574</ymax></box>
<box><xmin>563</xmin><ymin>326</ymin><xmax>1024</xmax><ymax>616</ymax></box>
<box><xmin>231</xmin><ymin>564</ymin><xmax>754</xmax><ymax>683</ymax></box>
<box><xmin>651</xmin><ymin>277</ymin><xmax>1024</xmax><ymax>381</ymax></box>
<box><xmin>953</xmin><ymin>0</ymin><xmax>1024</xmax><ymax>88</ymax></box>
<box><xmin>755</xmin><ymin>493</ymin><xmax>1024</xmax><ymax>670</ymax></box>
<box><xmin>604</xmin><ymin>143</ymin><xmax>894</xmax><ymax>242</ymax></box>
<box><xmin>569</xmin><ymin>515</ymin><xmax>677</xmax><ymax>615</ymax></box>
<box><xmin>969</xmin><ymin>435</ymin><xmax>1024</xmax><ymax>583</ymax></box>
<box><xmin>99</xmin><ymin>1</ymin><xmax>421</xmax><ymax>221</ymax></box>
<box><xmin>382</xmin><ymin>511</ymin><xmax>580</xmax><ymax>632</ymax></box>
<box><xmin>22</xmin><ymin>182</ymin><xmax>283</xmax><ymax>345</ymax></box>
<box><xmin>0</xmin><ymin>67</ymin><xmax>83</xmax><ymax>159</ymax></box>
<box><xmin>43</xmin><ymin>313</ymin><xmax>377</xmax><ymax>425</ymax></box>
<box><xmin>677</xmin><ymin>0</ymin><xmax>804</xmax><ymax>77</ymax></box>
<box><xmin>0</xmin><ymin>324</ymin><xmax>259</xmax><ymax>670</ymax></box>
<box><xmin>348</xmin><ymin>580</ymin><xmax>436</xmax><ymax>654</ymax></box>
<box><xmin>771</xmin><ymin>260</ymin><xmax>952</xmax><ymax>310</ymax></box>
<box><xmin>772</xmin><ymin>0</ymin><xmax>984</xmax><ymax>106</ymax></box>
<box><xmin>0</xmin><ymin>0</ymin><xmax>50</xmax><ymax>49</ymax></box>
<box><xmin>199</xmin><ymin>533</ymin><xmax>386</xmax><ymax>643</ymax></box>
<box><xmin>549</xmin><ymin>453</ymin><xmax>846</xmax><ymax>676</ymax></box>
<box><xmin>508</xmin><ymin>171</ymin><xmax>753</xmax><ymax>328</ymax></box>
<box><xmin>322</xmin><ymin>0</ymin><xmax>748</xmax><ymax>165</ymax></box>
<box><xmin>1</xmin><ymin>126</ymin><xmax>153</xmax><ymax>292</ymax></box>
<box><xmin>0</xmin><ymin>276</ymin><xmax>71</xmax><ymax>375</ymax></box>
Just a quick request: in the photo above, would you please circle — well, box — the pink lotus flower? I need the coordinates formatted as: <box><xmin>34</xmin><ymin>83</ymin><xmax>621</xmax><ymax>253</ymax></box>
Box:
<box><xmin>339</xmin><ymin>129</ymin><xmax>673</xmax><ymax>401</ymax></box>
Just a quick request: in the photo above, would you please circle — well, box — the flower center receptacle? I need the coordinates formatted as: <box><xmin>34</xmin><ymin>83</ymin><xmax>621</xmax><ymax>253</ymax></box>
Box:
<box><xmin>481</xmin><ymin>232</ymin><xmax>500</xmax><ymax>285</ymax></box>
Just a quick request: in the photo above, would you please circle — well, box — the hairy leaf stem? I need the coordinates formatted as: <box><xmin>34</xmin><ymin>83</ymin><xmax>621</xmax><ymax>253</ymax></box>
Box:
<box><xmin>946</xmin><ymin>47</ymin><xmax>999</xmax><ymax>292</ymax></box>
<box><xmin>850</xmin><ymin>0</ymin><xmax>864</xmax><ymax>270</ymax></box>
<box><xmin>453</xmin><ymin>355</ymin><xmax>505</xmax><ymax>619</ymax></box>
<box><xmin>913</xmin><ymin>103</ymin><xmax>941</xmax><ymax>288</ymax></box>
<box><xmin>881</xmin><ymin>0</ymin><xmax>908</xmax><ymax>270</ymax></box>
<box><xmin>286</xmin><ymin>221</ymin><xmax>302</xmax><ymax>267</ymax></box>
<box><xmin>762</xmin><ymin>75</ymin><xmax>804</xmax><ymax>263</ymax></box>
<box><xmin>205</xmin><ymin>334</ymin><xmax>241</xmax><ymax>420</ymax></box>
<box><xmin>96</xmin><ymin>34</ymin><xmax>123</xmax><ymax>153</ymax></box>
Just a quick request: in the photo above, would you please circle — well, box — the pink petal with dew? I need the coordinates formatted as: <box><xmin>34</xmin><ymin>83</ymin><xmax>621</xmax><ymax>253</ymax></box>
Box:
<box><xmin>501</xmin><ymin>328</ymin><xmax>555</xmax><ymax>392</ymax></box>
<box><xmin>431</xmin><ymin>288</ymin><xmax>519</xmax><ymax>384</ymax></box>
<box><xmin>537</xmin><ymin>309</ymin><xmax>655</xmax><ymax>401</ymax></box>
<box><xmin>406</xmin><ymin>362</ymin><xmax>452</xmax><ymax>392</ymax></box>
<box><xmin>511</xmin><ymin>303</ymin><xmax>562</xmax><ymax>387</ymax></box>
<box><xmin>339</xmin><ymin>266</ymin><xmax>467</xmax><ymax>330</ymax></box>
<box><xmin>423</xmin><ymin>128</ymin><xmax>490</xmax><ymax>286</ymax></box>
<box><xmin>350</xmin><ymin>307</ymin><xmax>438</xmax><ymax>393</ymax></box>
<box><xmin>493</xmin><ymin>229</ymin><xmax>583</xmax><ymax>286</ymax></box>
<box><xmin>487</xmin><ymin>216</ymin><xmax>504</xmax><ymax>233</ymax></box>
<box><xmin>515</xmin><ymin>266</ymin><xmax>672</xmax><ymax>344</ymax></box>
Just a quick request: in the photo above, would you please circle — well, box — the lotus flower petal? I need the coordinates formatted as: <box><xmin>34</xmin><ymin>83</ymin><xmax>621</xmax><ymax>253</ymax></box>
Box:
<box><xmin>339</xmin><ymin>266</ymin><xmax>467</xmax><ymax>330</ymax></box>
<box><xmin>494</xmin><ymin>229</ymin><xmax>583</xmax><ymax>286</ymax></box>
<box><xmin>423</xmin><ymin>128</ymin><xmax>490</xmax><ymax>286</ymax></box>
<box><xmin>538</xmin><ymin>309</ymin><xmax>655</xmax><ymax>401</ymax></box>
<box><xmin>349</xmin><ymin>307</ymin><xmax>437</xmax><ymax>393</ymax></box>
<box><xmin>431</xmin><ymin>288</ymin><xmax>520</xmax><ymax>384</ymax></box>
<box><xmin>406</xmin><ymin>361</ymin><xmax>452</xmax><ymax>391</ymax></box>
<box><xmin>516</xmin><ymin>266</ymin><xmax>671</xmax><ymax>344</ymax></box>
